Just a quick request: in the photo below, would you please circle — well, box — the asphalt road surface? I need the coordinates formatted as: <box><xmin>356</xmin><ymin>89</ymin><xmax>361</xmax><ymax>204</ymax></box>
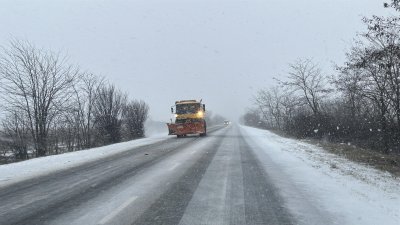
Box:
<box><xmin>0</xmin><ymin>125</ymin><xmax>310</xmax><ymax>225</ymax></box>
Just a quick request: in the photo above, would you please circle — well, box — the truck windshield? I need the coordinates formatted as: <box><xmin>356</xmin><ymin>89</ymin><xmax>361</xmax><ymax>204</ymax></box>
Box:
<box><xmin>176</xmin><ymin>104</ymin><xmax>200</xmax><ymax>114</ymax></box>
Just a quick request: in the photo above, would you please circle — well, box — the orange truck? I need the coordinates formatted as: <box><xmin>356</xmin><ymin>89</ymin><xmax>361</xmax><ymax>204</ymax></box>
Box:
<box><xmin>167</xmin><ymin>100</ymin><xmax>207</xmax><ymax>138</ymax></box>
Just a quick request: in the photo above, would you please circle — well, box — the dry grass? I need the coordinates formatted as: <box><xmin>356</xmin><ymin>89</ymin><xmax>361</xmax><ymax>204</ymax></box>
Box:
<box><xmin>307</xmin><ymin>139</ymin><xmax>400</xmax><ymax>177</ymax></box>
<box><xmin>268</xmin><ymin>129</ymin><xmax>400</xmax><ymax>177</ymax></box>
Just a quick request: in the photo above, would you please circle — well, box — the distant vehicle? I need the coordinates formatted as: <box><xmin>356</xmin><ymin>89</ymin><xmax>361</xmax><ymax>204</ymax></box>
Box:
<box><xmin>167</xmin><ymin>100</ymin><xmax>207</xmax><ymax>138</ymax></box>
<box><xmin>224</xmin><ymin>120</ymin><xmax>230</xmax><ymax>125</ymax></box>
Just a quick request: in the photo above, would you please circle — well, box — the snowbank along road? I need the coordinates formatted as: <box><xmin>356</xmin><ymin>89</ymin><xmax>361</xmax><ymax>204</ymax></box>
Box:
<box><xmin>0</xmin><ymin>125</ymin><xmax>398</xmax><ymax>225</ymax></box>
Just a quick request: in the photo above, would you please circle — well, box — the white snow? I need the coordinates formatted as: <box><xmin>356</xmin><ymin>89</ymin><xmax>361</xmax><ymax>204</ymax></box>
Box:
<box><xmin>0</xmin><ymin>134</ymin><xmax>171</xmax><ymax>188</ymax></box>
<box><xmin>241</xmin><ymin>125</ymin><xmax>400</xmax><ymax>225</ymax></box>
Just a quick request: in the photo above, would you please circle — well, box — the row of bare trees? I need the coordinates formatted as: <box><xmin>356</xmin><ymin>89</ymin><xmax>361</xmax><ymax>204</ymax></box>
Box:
<box><xmin>243</xmin><ymin>2</ymin><xmax>400</xmax><ymax>154</ymax></box>
<box><xmin>0</xmin><ymin>40</ymin><xmax>149</xmax><ymax>163</ymax></box>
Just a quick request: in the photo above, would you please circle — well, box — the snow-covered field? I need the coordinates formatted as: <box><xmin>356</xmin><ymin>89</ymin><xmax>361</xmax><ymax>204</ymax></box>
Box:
<box><xmin>0</xmin><ymin>134</ymin><xmax>170</xmax><ymax>188</ymax></box>
<box><xmin>241</xmin><ymin>125</ymin><xmax>400</xmax><ymax>225</ymax></box>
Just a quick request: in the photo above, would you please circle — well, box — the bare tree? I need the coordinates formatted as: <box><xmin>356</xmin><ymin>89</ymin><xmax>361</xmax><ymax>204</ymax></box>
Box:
<box><xmin>1</xmin><ymin>110</ymin><xmax>30</xmax><ymax>160</ymax></box>
<box><xmin>334</xmin><ymin>63</ymin><xmax>365</xmax><ymax>121</ymax></box>
<box><xmin>346</xmin><ymin>46</ymin><xmax>393</xmax><ymax>152</ymax></box>
<box><xmin>0</xmin><ymin>40</ymin><xmax>78</xmax><ymax>156</ymax></box>
<box><xmin>93</xmin><ymin>83</ymin><xmax>127</xmax><ymax>144</ymax></box>
<box><xmin>254</xmin><ymin>87</ymin><xmax>284</xmax><ymax>129</ymax></box>
<box><xmin>279</xmin><ymin>59</ymin><xmax>331</xmax><ymax>115</ymax></box>
<box><xmin>70</xmin><ymin>73</ymin><xmax>104</xmax><ymax>148</ymax></box>
<box><xmin>243</xmin><ymin>3</ymin><xmax>400</xmax><ymax>154</ymax></box>
<box><xmin>123</xmin><ymin>100</ymin><xmax>149</xmax><ymax>139</ymax></box>
<box><xmin>363</xmin><ymin>16</ymin><xmax>400</xmax><ymax>131</ymax></box>
<box><xmin>254</xmin><ymin>86</ymin><xmax>301</xmax><ymax>130</ymax></box>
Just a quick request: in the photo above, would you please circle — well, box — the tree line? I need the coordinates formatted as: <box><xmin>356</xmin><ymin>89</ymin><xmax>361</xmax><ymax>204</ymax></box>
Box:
<box><xmin>242</xmin><ymin>1</ymin><xmax>400</xmax><ymax>154</ymax></box>
<box><xmin>205</xmin><ymin>110</ymin><xmax>227</xmax><ymax>126</ymax></box>
<box><xmin>0</xmin><ymin>40</ymin><xmax>149</xmax><ymax>163</ymax></box>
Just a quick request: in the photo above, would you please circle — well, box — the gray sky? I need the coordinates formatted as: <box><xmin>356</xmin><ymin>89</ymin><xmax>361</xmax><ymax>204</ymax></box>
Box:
<box><xmin>0</xmin><ymin>0</ymin><xmax>392</xmax><ymax>121</ymax></box>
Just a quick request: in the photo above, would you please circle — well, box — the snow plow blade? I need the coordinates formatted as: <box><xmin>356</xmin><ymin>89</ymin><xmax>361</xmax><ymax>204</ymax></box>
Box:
<box><xmin>167</xmin><ymin>122</ymin><xmax>206</xmax><ymax>137</ymax></box>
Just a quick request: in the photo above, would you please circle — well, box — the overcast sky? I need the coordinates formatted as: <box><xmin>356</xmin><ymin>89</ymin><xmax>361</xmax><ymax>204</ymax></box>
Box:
<box><xmin>0</xmin><ymin>0</ymin><xmax>393</xmax><ymax>122</ymax></box>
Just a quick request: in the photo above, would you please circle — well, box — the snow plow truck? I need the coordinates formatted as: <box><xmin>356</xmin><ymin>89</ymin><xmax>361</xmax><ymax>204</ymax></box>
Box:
<box><xmin>167</xmin><ymin>100</ymin><xmax>207</xmax><ymax>138</ymax></box>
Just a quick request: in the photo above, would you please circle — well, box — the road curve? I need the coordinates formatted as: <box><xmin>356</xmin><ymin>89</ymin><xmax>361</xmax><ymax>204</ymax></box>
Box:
<box><xmin>0</xmin><ymin>125</ymin><xmax>298</xmax><ymax>225</ymax></box>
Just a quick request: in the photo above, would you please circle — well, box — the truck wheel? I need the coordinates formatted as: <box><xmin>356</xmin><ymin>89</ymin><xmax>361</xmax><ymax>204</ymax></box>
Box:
<box><xmin>177</xmin><ymin>135</ymin><xmax>182</xmax><ymax>138</ymax></box>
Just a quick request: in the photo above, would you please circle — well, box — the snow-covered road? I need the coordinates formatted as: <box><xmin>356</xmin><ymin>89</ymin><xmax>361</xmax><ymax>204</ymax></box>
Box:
<box><xmin>0</xmin><ymin>125</ymin><xmax>398</xmax><ymax>225</ymax></box>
